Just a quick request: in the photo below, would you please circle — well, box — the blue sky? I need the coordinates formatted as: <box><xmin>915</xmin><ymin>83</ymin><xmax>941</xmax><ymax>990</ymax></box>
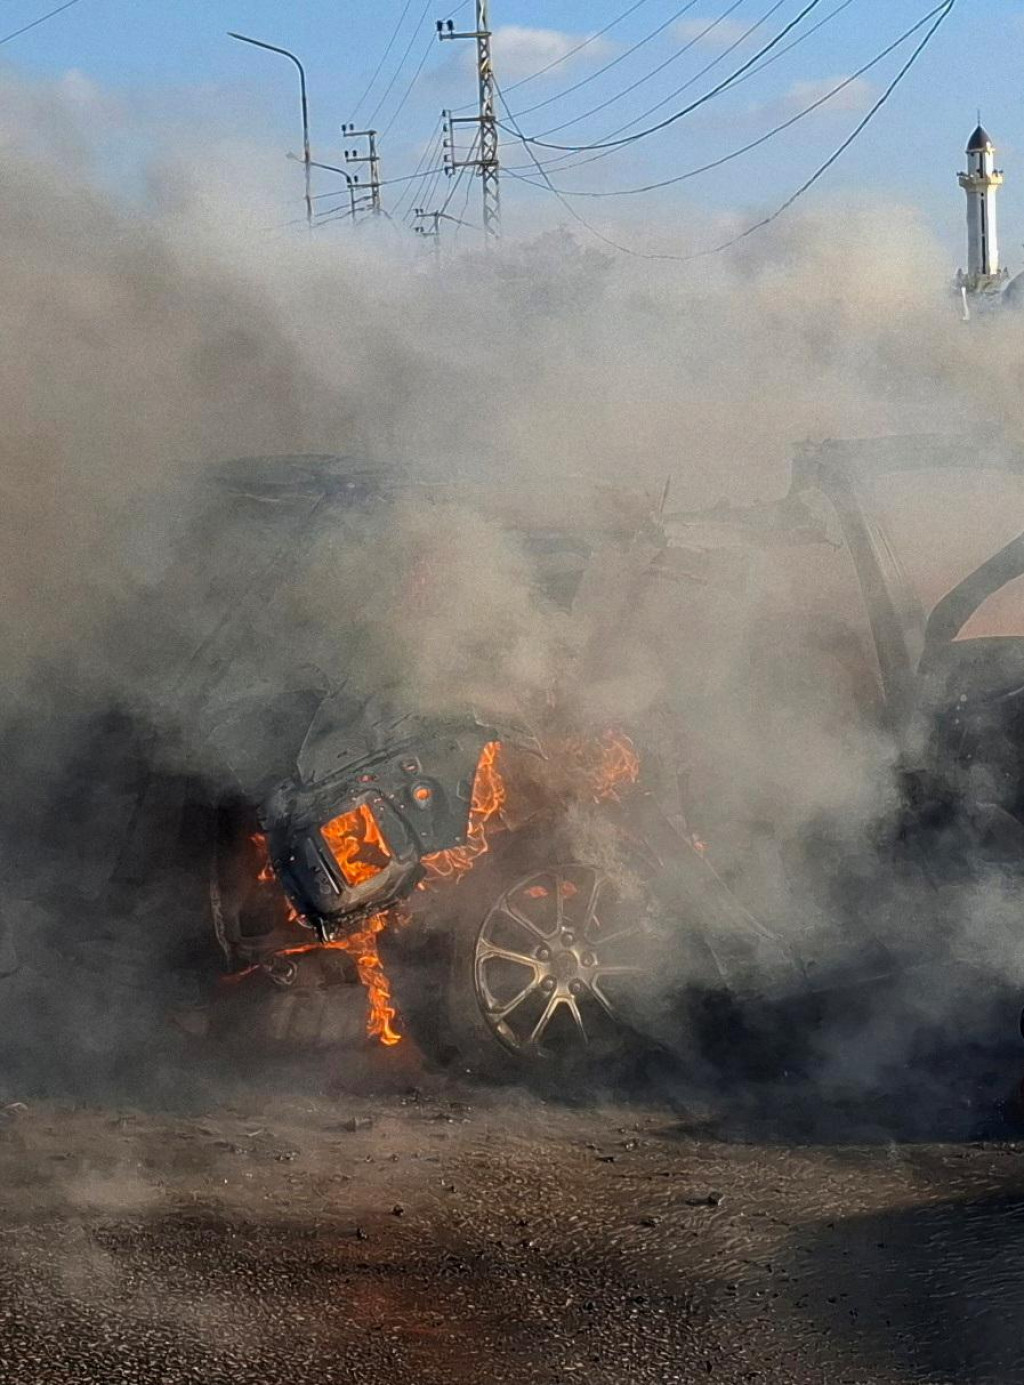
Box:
<box><xmin>2</xmin><ymin>0</ymin><xmax>1023</xmax><ymax>260</ymax></box>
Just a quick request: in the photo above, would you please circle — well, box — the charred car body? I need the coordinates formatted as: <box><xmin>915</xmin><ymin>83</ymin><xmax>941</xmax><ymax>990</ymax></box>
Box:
<box><xmin>10</xmin><ymin>437</ymin><xmax>1021</xmax><ymax>1088</ymax></box>
<box><xmin>180</xmin><ymin>435</ymin><xmax>1024</xmax><ymax>1082</ymax></box>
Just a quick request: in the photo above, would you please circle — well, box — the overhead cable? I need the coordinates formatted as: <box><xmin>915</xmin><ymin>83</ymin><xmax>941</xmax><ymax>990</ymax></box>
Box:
<box><xmin>383</xmin><ymin>32</ymin><xmax>437</xmax><ymax>135</ymax></box>
<box><xmin>450</xmin><ymin>0</ymin><xmax>658</xmax><ymax>112</ymax></box>
<box><xmin>394</xmin><ymin>121</ymin><xmax>446</xmax><ymax>219</ymax></box>
<box><xmin>528</xmin><ymin>0</ymin><xmax>766</xmax><ymax>140</ymax></box>
<box><xmin>367</xmin><ymin>0</ymin><xmax>433</xmax><ymax>127</ymax></box>
<box><xmin>688</xmin><ymin>0</ymin><xmax>957</xmax><ymax>260</ymax></box>
<box><xmin>497</xmin><ymin>0</ymin><xmax>955</xmax><ymax>262</ymax></box>
<box><xmin>502</xmin><ymin>0</ymin><xmax>828</xmax><ymax>151</ymax></box>
<box><xmin>501</xmin><ymin>0</ymin><xmax>860</xmax><ymax>176</ymax></box>
<box><xmin>440</xmin><ymin>129</ymin><xmax>480</xmax><ymax>217</ymax></box>
<box><xmin>383</xmin><ymin>0</ymin><xmax>471</xmax><ymax>136</ymax></box>
<box><xmin>351</xmin><ymin>0</ymin><xmax>415</xmax><ymax>123</ymax></box>
<box><xmin>510</xmin><ymin>3</ymin><xmax>945</xmax><ymax>198</ymax></box>
<box><xmin>509</xmin><ymin>0</ymin><xmax>703</xmax><ymax>121</ymax></box>
<box><xmin>0</xmin><ymin>0</ymin><xmax>86</xmax><ymax>46</ymax></box>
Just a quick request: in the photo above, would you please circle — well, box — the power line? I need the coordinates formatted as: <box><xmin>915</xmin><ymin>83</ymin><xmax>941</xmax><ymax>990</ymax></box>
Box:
<box><xmin>451</xmin><ymin>0</ymin><xmax>658</xmax><ymax>111</ymax></box>
<box><xmin>511</xmin><ymin>3</ymin><xmax>942</xmax><ymax>199</ymax></box>
<box><xmin>453</xmin><ymin>161</ymin><xmax>477</xmax><ymax>242</ymax></box>
<box><xmin>579</xmin><ymin>0</ymin><xmax>859</xmax><ymax>150</ymax></box>
<box><xmin>382</xmin><ymin>0</ymin><xmax>472</xmax><ymax>136</ymax></box>
<box><xmin>440</xmin><ymin>129</ymin><xmax>480</xmax><ymax>217</ymax></box>
<box><xmin>503</xmin><ymin>0</ymin><xmax>829</xmax><ymax>151</ymax></box>
<box><xmin>508</xmin><ymin>0</ymin><xmax>703</xmax><ymax>122</ymax></box>
<box><xmin>413</xmin><ymin>151</ymin><xmax>477</xmax><ymax>259</ymax></box>
<box><xmin>309</xmin><ymin>163</ymin><xmax>450</xmax><ymax>207</ymax></box>
<box><xmin>498</xmin><ymin>0</ymin><xmax>955</xmax><ymax>262</ymax></box>
<box><xmin>382</xmin><ymin>32</ymin><xmax>435</xmax><ymax>135</ymax></box>
<box><xmin>499</xmin><ymin>85</ymin><xmax>697</xmax><ymax>259</ymax></box>
<box><xmin>505</xmin><ymin>0</ymin><xmax>658</xmax><ymax>94</ymax></box>
<box><xmin>367</xmin><ymin>0</ymin><xmax>433</xmax><ymax>127</ymax></box>
<box><xmin>307</xmin><ymin>153</ymin><xmax>502</xmax><ymax>208</ymax></box>
<box><xmin>351</xmin><ymin>0</ymin><xmax>415</xmax><ymax>123</ymax></box>
<box><xmin>394</xmin><ymin>120</ymin><xmax>445</xmax><ymax>219</ymax></box>
<box><xmin>618</xmin><ymin>0</ymin><xmax>858</xmax><ymax>128</ymax></box>
<box><xmin>414</xmin><ymin>131</ymin><xmax>452</xmax><ymax>220</ymax></box>
<box><xmin>527</xmin><ymin>0</ymin><xmax>763</xmax><ymax>141</ymax></box>
<box><xmin>0</xmin><ymin>0</ymin><xmax>85</xmax><ymax>46</ymax></box>
<box><xmin>688</xmin><ymin>0</ymin><xmax>957</xmax><ymax>260</ymax></box>
<box><xmin>500</xmin><ymin>0</ymin><xmax>860</xmax><ymax>177</ymax></box>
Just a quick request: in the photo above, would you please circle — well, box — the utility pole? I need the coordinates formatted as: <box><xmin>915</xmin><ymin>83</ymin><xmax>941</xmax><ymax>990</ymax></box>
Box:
<box><xmin>341</xmin><ymin>124</ymin><xmax>381</xmax><ymax>215</ymax></box>
<box><xmin>413</xmin><ymin>208</ymin><xmax>443</xmax><ymax>266</ymax></box>
<box><xmin>413</xmin><ymin>207</ymin><xmax>479</xmax><ymax>263</ymax></box>
<box><xmin>436</xmin><ymin>0</ymin><xmax>499</xmax><ymax>241</ymax></box>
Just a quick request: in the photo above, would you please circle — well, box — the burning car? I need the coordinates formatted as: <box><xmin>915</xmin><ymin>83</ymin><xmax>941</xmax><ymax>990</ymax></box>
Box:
<box><xmin>166</xmin><ymin>435</ymin><xmax>1021</xmax><ymax>1083</ymax></box>
<box><xmin>13</xmin><ymin>437</ymin><xmax>1020</xmax><ymax>1087</ymax></box>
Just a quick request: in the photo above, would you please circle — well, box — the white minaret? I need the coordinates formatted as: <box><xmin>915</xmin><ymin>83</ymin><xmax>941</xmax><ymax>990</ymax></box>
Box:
<box><xmin>958</xmin><ymin>123</ymin><xmax>1006</xmax><ymax>293</ymax></box>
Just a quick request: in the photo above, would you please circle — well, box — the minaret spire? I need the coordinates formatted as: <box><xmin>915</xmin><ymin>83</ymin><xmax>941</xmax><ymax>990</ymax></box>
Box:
<box><xmin>957</xmin><ymin>122</ymin><xmax>1007</xmax><ymax>296</ymax></box>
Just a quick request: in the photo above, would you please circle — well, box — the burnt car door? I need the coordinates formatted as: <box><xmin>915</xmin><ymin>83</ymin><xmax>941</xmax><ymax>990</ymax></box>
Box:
<box><xmin>792</xmin><ymin>435</ymin><xmax>1024</xmax><ymax>866</ymax></box>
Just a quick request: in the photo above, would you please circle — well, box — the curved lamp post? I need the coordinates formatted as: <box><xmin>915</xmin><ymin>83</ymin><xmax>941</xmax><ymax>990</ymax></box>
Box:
<box><xmin>229</xmin><ymin>32</ymin><xmax>313</xmax><ymax>233</ymax></box>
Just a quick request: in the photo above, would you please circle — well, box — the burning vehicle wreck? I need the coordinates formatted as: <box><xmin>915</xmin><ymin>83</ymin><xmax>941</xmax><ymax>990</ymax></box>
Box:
<box><xmin>18</xmin><ymin>434</ymin><xmax>1022</xmax><ymax>1089</ymax></box>
<box><xmin>209</xmin><ymin>679</ymin><xmax>668</xmax><ymax>1069</ymax></box>
<box><xmin>163</xmin><ymin>432</ymin><xmax>1024</xmax><ymax>1087</ymax></box>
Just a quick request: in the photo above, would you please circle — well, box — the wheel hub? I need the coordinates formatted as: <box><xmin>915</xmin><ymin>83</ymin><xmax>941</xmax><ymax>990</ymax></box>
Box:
<box><xmin>550</xmin><ymin>949</ymin><xmax>579</xmax><ymax>983</ymax></box>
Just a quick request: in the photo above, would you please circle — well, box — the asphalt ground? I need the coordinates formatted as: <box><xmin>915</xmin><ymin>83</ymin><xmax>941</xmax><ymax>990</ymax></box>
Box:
<box><xmin>2</xmin><ymin>1057</ymin><xmax>1024</xmax><ymax>1385</ymax></box>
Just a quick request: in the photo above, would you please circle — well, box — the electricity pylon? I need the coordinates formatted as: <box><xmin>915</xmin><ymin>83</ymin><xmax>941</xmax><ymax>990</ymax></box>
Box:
<box><xmin>436</xmin><ymin>0</ymin><xmax>499</xmax><ymax>240</ymax></box>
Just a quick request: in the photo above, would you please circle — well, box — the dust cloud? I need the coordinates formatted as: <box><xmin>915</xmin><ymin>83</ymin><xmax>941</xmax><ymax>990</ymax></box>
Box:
<box><xmin>0</xmin><ymin>69</ymin><xmax>1022</xmax><ymax>1123</ymax></box>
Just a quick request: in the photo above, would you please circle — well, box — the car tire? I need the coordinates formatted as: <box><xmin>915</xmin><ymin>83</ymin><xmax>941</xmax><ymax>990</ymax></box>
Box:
<box><xmin>403</xmin><ymin>815</ymin><xmax>668</xmax><ymax>1084</ymax></box>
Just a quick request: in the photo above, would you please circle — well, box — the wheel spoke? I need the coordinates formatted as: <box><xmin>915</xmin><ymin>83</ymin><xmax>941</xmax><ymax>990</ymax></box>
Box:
<box><xmin>500</xmin><ymin>900</ymin><xmax>555</xmax><ymax>942</ymax></box>
<box><xmin>590</xmin><ymin>922</ymin><xmax>645</xmax><ymax>947</ymax></box>
<box><xmin>487</xmin><ymin>978</ymin><xmax>540</xmax><ymax>1020</ymax></box>
<box><xmin>589</xmin><ymin>979</ymin><xmax>619</xmax><ymax>1021</ymax></box>
<box><xmin>582</xmin><ymin>871</ymin><xmax>604</xmax><ymax>933</ymax></box>
<box><xmin>477</xmin><ymin>941</ymin><xmax>541</xmax><ymax>970</ymax></box>
<box><xmin>566</xmin><ymin>994</ymin><xmax>588</xmax><ymax>1044</ymax></box>
<box><xmin>593</xmin><ymin>963</ymin><xmax>645</xmax><ymax>978</ymax></box>
<box><xmin>527</xmin><ymin>991</ymin><xmax>562</xmax><ymax>1049</ymax></box>
<box><xmin>474</xmin><ymin>859</ymin><xmax>652</xmax><ymax>1060</ymax></box>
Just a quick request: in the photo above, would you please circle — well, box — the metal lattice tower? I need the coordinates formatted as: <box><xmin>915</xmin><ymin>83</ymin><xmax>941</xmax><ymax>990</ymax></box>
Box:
<box><xmin>437</xmin><ymin>0</ymin><xmax>500</xmax><ymax>240</ymax></box>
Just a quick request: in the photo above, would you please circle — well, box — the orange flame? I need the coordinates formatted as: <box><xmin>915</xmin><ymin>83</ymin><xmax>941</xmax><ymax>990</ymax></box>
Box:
<box><xmin>420</xmin><ymin>740</ymin><xmax>506</xmax><ymax>886</ymax></box>
<box><xmin>251</xmin><ymin>832</ymin><xmax>300</xmax><ymax>922</ymax></box>
<box><xmin>332</xmin><ymin>912</ymin><xmax>403</xmax><ymax>1046</ymax></box>
<box><xmin>589</xmin><ymin>728</ymin><xmax>640</xmax><ymax>802</ymax></box>
<box><xmin>241</xmin><ymin>833</ymin><xmax>402</xmax><ymax>1045</ymax></box>
<box><xmin>558</xmin><ymin>728</ymin><xmax>640</xmax><ymax>803</ymax></box>
<box><xmin>234</xmin><ymin>730</ymin><xmax>638</xmax><ymax>1046</ymax></box>
<box><xmin>321</xmin><ymin>802</ymin><xmax>392</xmax><ymax>887</ymax></box>
<box><xmin>223</xmin><ymin>914</ymin><xmax>404</xmax><ymax>1046</ymax></box>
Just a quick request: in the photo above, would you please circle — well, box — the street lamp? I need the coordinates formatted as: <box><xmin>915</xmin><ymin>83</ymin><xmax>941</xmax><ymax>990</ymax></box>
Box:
<box><xmin>229</xmin><ymin>32</ymin><xmax>313</xmax><ymax>233</ymax></box>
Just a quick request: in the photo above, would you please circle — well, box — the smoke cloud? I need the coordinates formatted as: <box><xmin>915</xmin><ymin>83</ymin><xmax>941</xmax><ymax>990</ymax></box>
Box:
<box><xmin>1</xmin><ymin>67</ymin><xmax>1023</xmax><ymax>1126</ymax></box>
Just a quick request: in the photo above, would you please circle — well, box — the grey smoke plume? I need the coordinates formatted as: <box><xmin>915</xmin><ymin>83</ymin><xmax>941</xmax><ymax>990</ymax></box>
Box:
<box><xmin>1</xmin><ymin>69</ymin><xmax>1022</xmax><ymax>1120</ymax></box>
